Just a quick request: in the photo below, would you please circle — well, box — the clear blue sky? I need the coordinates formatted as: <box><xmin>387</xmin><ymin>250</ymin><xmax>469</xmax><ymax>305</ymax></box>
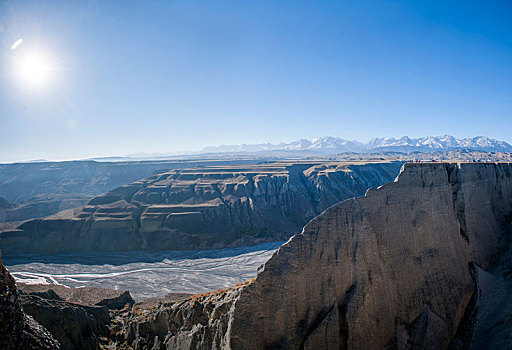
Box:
<box><xmin>0</xmin><ymin>0</ymin><xmax>511</xmax><ymax>162</ymax></box>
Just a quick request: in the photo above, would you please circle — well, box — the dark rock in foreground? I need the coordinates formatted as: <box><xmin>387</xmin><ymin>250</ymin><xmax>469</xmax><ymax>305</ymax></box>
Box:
<box><xmin>112</xmin><ymin>163</ymin><xmax>512</xmax><ymax>349</ymax></box>
<box><xmin>0</xmin><ymin>255</ymin><xmax>60</xmax><ymax>349</ymax></box>
<box><xmin>96</xmin><ymin>291</ymin><xmax>135</xmax><ymax>310</ymax></box>
<box><xmin>19</xmin><ymin>292</ymin><xmax>110</xmax><ymax>350</ymax></box>
<box><xmin>16</xmin><ymin>284</ymin><xmax>136</xmax><ymax>349</ymax></box>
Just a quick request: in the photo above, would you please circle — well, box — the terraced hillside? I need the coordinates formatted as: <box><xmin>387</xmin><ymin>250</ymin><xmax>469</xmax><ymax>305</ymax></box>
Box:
<box><xmin>0</xmin><ymin>158</ymin><xmax>266</xmax><ymax>224</ymax></box>
<box><xmin>0</xmin><ymin>161</ymin><xmax>403</xmax><ymax>254</ymax></box>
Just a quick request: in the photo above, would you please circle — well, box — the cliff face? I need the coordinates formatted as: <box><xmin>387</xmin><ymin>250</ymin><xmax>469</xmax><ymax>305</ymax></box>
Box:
<box><xmin>0</xmin><ymin>161</ymin><xmax>402</xmax><ymax>254</ymax></box>
<box><xmin>117</xmin><ymin>163</ymin><xmax>512</xmax><ymax>349</ymax></box>
<box><xmin>228</xmin><ymin>162</ymin><xmax>512</xmax><ymax>350</ymax></box>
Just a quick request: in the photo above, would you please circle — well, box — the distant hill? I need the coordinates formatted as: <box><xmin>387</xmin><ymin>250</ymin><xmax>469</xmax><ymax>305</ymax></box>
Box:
<box><xmin>200</xmin><ymin>135</ymin><xmax>512</xmax><ymax>154</ymax></box>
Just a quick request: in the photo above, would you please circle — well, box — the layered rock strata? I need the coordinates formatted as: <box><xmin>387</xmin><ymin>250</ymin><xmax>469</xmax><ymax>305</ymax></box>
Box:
<box><xmin>115</xmin><ymin>162</ymin><xmax>512</xmax><ymax>349</ymax></box>
<box><xmin>0</xmin><ymin>161</ymin><xmax>402</xmax><ymax>254</ymax></box>
<box><xmin>0</xmin><ymin>158</ymin><xmax>266</xmax><ymax>224</ymax></box>
<box><xmin>0</xmin><ymin>159</ymin><xmax>261</xmax><ymax>204</ymax></box>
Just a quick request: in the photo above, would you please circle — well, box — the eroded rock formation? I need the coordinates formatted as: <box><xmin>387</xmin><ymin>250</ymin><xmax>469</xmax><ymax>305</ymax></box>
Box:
<box><xmin>15</xmin><ymin>284</ymin><xmax>135</xmax><ymax>349</ymax></box>
<box><xmin>0</xmin><ymin>161</ymin><xmax>402</xmax><ymax>254</ymax></box>
<box><xmin>19</xmin><ymin>291</ymin><xmax>110</xmax><ymax>350</ymax></box>
<box><xmin>114</xmin><ymin>162</ymin><xmax>512</xmax><ymax>349</ymax></box>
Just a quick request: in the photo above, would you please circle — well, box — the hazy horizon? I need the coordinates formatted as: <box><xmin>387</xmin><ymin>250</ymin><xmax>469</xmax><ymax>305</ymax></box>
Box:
<box><xmin>0</xmin><ymin>134</ymin><xmax>508</xmax><ymax>164</ymax></box>
<box><xmin>1</xmin><ymin>0</ymin><xmax>511</xmax><ymax>162</ymax></box>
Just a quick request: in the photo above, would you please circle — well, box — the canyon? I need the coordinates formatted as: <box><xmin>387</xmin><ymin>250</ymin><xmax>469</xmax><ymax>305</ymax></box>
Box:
<box><xmin>109</xmin><ymin>162</ymin><xmax>512</xmax><ymax>349</ymax></box>
<box><xmin>0</xmin><ymin>161</ymin><xmax>403</xmax><ymax>254</ymax></box>
<box><xmin>1</xmin><ymin>161</ymin><xmax>512</xmax><ymax>349</ymax></box>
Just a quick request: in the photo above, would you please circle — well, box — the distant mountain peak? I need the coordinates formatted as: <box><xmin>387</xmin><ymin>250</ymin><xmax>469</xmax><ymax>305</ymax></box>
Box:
<box><xmin>200</xmin><ymin>135</ymin><xmax>512</xmax><ymax>154</ymax></box>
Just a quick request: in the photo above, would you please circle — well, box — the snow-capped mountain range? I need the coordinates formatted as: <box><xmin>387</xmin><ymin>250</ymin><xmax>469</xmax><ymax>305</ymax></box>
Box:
<box><xmin>200</xmin><ymin>136</ymin><xmax>512</xmax><ymax>154</ymax></box>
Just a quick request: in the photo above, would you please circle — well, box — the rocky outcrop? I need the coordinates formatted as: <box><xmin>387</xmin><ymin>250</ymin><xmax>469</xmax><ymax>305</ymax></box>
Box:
<box><xmin>17</xmin><ymin>283</ymin><xmax>135</xmax><ymax>309</ymax></box>
<box><xmin>11</xmin><ymin>284</ymin><xmax>137</xmax><ymax>349</ymax></box>
<box><xmin>0</xmin><ymin>161</ymin><xmax>403</xmax><ymax>254</ymax></box>
<box><xmin>96</xmin><ymin>290</ymin><xmax>135</xmax><ymax>310</ymax></box>
<box><xmin>115</xmin><ymin>162</ymin><xmax>512</xmax><ymax>349</ymax></box>
<box><xmin>0</xmin><ymin>255</ymin><xmax>60</xmax><ymax>349</ymax></box>
<box><xmin>19</xmin><ymin>291</ymin><xmax>110</xmax><ymax>350</ymax></box>
<box><xmin>115</xmin><ymin>284</ymin><xmax>245</xmax><ymax>349</ymax></box>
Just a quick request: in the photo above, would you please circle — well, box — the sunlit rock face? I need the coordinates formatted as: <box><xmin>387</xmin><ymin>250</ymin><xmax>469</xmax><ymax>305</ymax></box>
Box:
<box><xmin>0</xmin><ymin>161</ymin><xmax>402</xmax><ymax>254</ymax></box>
<box><xmin>116</xmin><ymin>163</ymin><xmax>512</xmax><ymax>349</ymax></box>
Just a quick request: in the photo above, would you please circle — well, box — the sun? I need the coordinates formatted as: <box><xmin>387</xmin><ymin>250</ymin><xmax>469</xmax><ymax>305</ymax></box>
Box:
<box><xmin>13</xmin><ymin>50</ymin><xmax>54</xmax><ymax>90</ymax></box>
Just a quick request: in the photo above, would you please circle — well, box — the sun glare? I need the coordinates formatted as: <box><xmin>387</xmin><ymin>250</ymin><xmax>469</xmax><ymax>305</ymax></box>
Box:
<box><xmin>13</xmin><ymin>50</ymin><xmax>54</xmax><ymax>90</ymax></box>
